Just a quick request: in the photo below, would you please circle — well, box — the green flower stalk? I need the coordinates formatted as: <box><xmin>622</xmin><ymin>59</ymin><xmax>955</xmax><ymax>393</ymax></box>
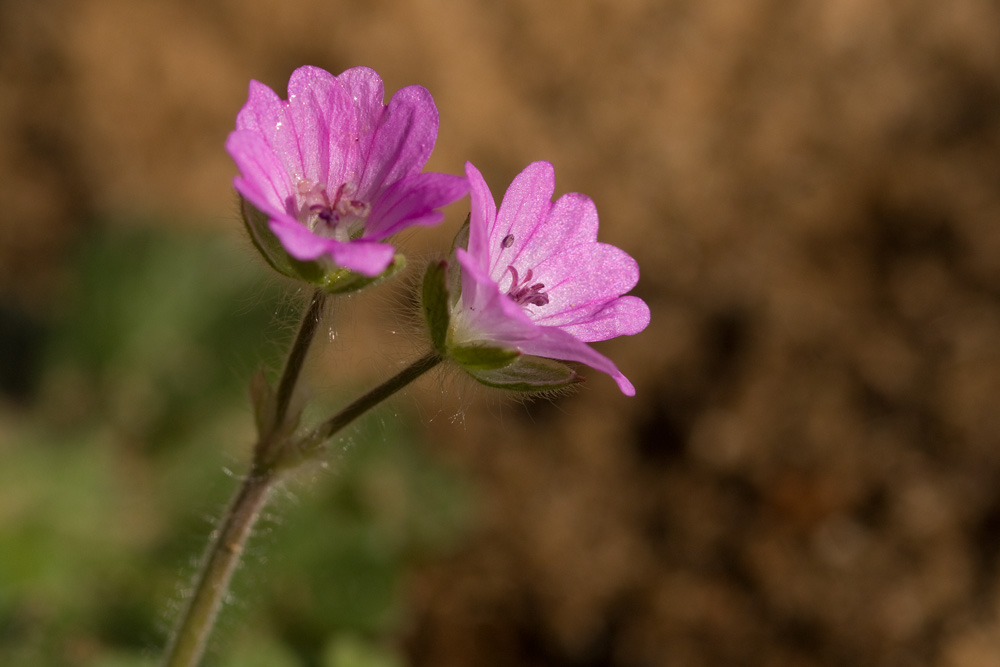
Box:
<box><xmin>162</xmin><ymin>291</ymin><xmax>442</xmax><ymax>667</ymax></box>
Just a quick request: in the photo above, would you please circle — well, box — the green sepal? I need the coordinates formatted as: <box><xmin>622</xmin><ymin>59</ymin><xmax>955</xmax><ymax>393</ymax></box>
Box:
<box><xmin>463</xmin><ymin>354</ymin><xmax>583</xmax><ymax>392</ymax></box>
<box><xmin>318</xmin><ymin>253</ymin><xmax>406</xmax><ymax>295</ymax></box>
<box><xmin>449</xmin><ymin>343</ymin><xmax>521</xmax><ymax>370</ymax></box>
<box><xmin>240</xmin><ymin>196</ymin><xmax>405</xmax><ymax>295</ymax></box>
<box><xmin>447</xmin><ymin>215</ymin><xmax>470</xmax><ymax>303</ymax></box>
<box><xmin>422</xmin><ymin>260</ymin><xmax>451</xmax><ymax>354</ymax></box>
<box><xmin>240</xmin><ymin>196</ymin><xmax>315</xmax><ymax>280</ymax></box>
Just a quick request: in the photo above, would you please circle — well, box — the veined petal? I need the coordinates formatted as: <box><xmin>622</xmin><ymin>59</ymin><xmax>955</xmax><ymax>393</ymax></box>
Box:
<box><xmin>286</xmin><ymin>66</ymin><xmax>360</xmax><ymax>187</ymax></box>
<box><xmin>488</xmin><ymin>161</ymin><xmax>556</xmax><ymax>279</ymax></box>
<box><xmin>365</xmin><ymin>172</ymin><xmax>468</xmax><ymax>239</ymax></box>
<box><xmin>359</xmin><ymin>84</ymin><xmax>439</xmax><ymax>200</ymax></box>
<box><xmin>454</xmin><ymin>248</ymin><xmax>539</xmax><ymax>344</ymax></box>
<box><xmin>268</xmin><ymin>217</ymin><xmax>395</xmax><ymax>276</ymax></box>
<box><xmin>235</xmin><ymin>79</ymin><xmax>281</xmax><ymax>135</ymax></box>
<box><xmin>442</xmin><ymin>160</ymin><xmax>650</xmax><ymax>395</ymax></box>
<box><xmin>556</xmin><ymin>296</ymin><xmax>651</xmax><ymax>342</ymax></box>
<box><xmin>227</xmin><ymin>130</ymin><xmax>294</xmax><ymax>216</ymax></box>
<box><xmin>328</xmin><ymin>239</ymin><xmax>396</xmax><ymax>276</ymax></box>
<box><xmin>236</xmin><ymin>80</ymin><xmax>305</xmax><ymax>183</ymax></box>
<box><xmin>529</xmin><ymin>243</ymin><xmax>641</xmax><ymax>332</ymax></box>
<box><xmin>507</xmin><ymin>192</ymin><xmax>599</xmax><ymax>284</ymax></box>
<box><xmin>335</xmin><ymin>67</ymin><xmax>387</xmax><ymax>192</ymax></box>
<box><xmin>268</xmin><ymin>216</ymin><xmax>338</xmax><ymax>261</ymax></box>
<box><xmin>516</xmin><ymin>325</ymin><xmax>637</xmax><ymax>396</ymax></box>
<box><xmin>465</xmin><ymin>162</ymin><xmax>497</xmax><ymax>265</ymax></box>
<box><xmin>336</xmin><ymin>66</ymin><xmax>386</xmax><ymax>134</ymax></box>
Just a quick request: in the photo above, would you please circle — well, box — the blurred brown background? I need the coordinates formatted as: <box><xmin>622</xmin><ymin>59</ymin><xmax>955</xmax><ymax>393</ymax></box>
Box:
<box><xmin>5</xmin><ymin>0</ymin><xmax>1000</xmax><ymax>665</ymax></box>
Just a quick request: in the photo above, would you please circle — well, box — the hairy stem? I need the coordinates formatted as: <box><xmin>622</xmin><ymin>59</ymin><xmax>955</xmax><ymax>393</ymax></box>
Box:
<box><xmin>162</xmin><ymin>469</ymin><xmax>274</xmax><ymax>667</ymax></box>
<box><xmin>274</xmin><ymin>290</ymin><xmax>326</xmax><ymax>428</ymax></box>
<box><xmin>163</xmin><ymin>291</ymin><xmax>324</xmax><ymax>667</ymax></box>
<box><xmin>308</xmin><ymin>351</ymin><xmax>442</xmax><ymax>447</ymax></box>
<box><xmin>161</xmin><ymin>347</ymin><xmax>442</xmax><ymax>667</ymax></box>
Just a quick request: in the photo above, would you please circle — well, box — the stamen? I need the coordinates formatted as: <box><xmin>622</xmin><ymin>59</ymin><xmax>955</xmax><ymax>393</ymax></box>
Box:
<box><xmin>293</xmin><ymin>180</ymin><xmax>370</xmax><ymax>238</ymax></box>
<box><xmin>505</xmin><ymin>265</ymin><xmax>549</xmax><ymax>308</ymax></box>
<box><xmin>501</xmin><ymin>234</ymin><xmax>515</xmax><ymax>249</ymax></box>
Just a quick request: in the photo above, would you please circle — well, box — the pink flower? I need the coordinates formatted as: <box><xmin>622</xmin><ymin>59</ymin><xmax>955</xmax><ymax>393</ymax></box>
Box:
<box><xmin>448</xmin><ymin>161</ymin><xmax>650</xmax><ymax>395</ymax></box>
<box><xmin>226</xmin><ymin>66</ymin><xmax>468</xmax><ymax>279</ymax></box>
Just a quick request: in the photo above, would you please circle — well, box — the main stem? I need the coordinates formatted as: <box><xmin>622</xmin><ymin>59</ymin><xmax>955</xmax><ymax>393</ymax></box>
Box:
<box><xmin>163</xmin><ymin>289</ymin><xmax>325</xmax><ymax>667</ymax></box>
<box><xmin>162</xmin><ymin>468</ymin><xmax>274</xmax><ymax>667</ymax></box>
<box><xmin>162</xmin><ymin>338</ymin><xmax>442</xmax><ymax>667</ymax></box>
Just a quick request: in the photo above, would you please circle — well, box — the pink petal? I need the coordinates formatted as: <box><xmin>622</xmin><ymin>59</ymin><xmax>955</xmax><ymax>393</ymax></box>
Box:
<box><xmin>458</xmin><ymin>245</ymin><xmax>638</xmax><ymax>395</ymax></box>
<box><xmin>512</xmin><ymin>191</ymin><xmax>598</xmax><ymax>274</ymax></box>
<box><xmin>488</xmin><ymin>161</ymin><xmax>556</xmax><ymax>278</ymax></box>
<box><xmin>236</xmin><ymin>79</ymin><xmax>306</xmax><ymax>184</ymax></box>
<box><xmin>455</xmin><ymin>248</ymin><xmax>539</xmax><ymax>342</ymax></box>
<box><xmin>226</xmin><ymin>130</ymin><xmax>294</xmax><ymax>215</ymax></box>
<box><xmin>557</xmin><ymin>296</ymin><xmax>651</xmax><ymax>342</ymax></box>
<box><xmin>286</xmin><ymin>66</ymin><xmax>360</xmax><ymax>187</ymax></box>
<box><xmin>529</xmin><ymin>243</ymin><xmax>642</xmax><ymax>334</ymax></box>
<box><xmin>358</xmin><ymin>84</ymin><xmax>439</xmax><ymax>200</ymax></box>
<box><xmin>336</xmin><ymin>66</ymin><xmax>386</xmax><ymax>131</ymax></box>
<box><xmin>465</xmin><ymin>162</ymin><xmax>497</xmax><ymax>265</ymax></box>
<box><xmin>365</xmin><ymin>172</ymin><xmax>469</xmax><ymax>239</ymax></box>
<box><xmin>328</xmin><ymin>239</ymin><xmax>396</xmax><ymax>276</ymax></box>
<box><xmin>235</xmin><ymin>79</ymin><xmax>282</xmax><ymax>135</ymax></box>
<box><xmin>269</xmin><ymin>217</ymin><xmax>396</xmax><ymax>276</ymax></box>
<box><xmin>268</xmin><ymin>217</ymin><xmax>337</xmax><ymax>261</ymax></box>
<box><xmin>516</xmin><ymin>325</ymin><xmax>637</xmax><ymax>396</ymax></box>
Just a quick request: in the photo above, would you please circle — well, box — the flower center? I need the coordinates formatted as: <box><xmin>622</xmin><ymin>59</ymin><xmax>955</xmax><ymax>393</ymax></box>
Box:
<box><xmin>505</xmin><ymin>265</ymin><xmax>549</xmax><ymax>308</ymax></box>
<box><xmin>293</xmin><ymin>180</ymin><xmax>370</xmax><ymax>242</ymax></box>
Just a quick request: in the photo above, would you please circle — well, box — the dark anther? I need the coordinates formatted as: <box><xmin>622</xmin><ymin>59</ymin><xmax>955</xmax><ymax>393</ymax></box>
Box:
<box><xmin>506</xmin><ymin>265</ymin><xmax>550</xmax><ymax>307</ymax></box>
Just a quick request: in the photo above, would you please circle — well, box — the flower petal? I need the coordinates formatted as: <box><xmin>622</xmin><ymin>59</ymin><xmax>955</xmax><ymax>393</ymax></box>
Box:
<box><xmin>556</xmin><ymin>295</ymin><xmax>651</xmax><ymax>342</ymax></box>
<box><xmin>488</xmin><ymin>161</ymin><xmax>556</xmax><ymax>280</ymax></box>
<box><xmin>529</xmin><ymin>243</ymin><xmax>643</xmax><ymax>336</ymax></box>
<box><xmin>465</xmin><ymin>161</ymin><xmax>498</xmax><ymax>265</ymax></box>
<box><xmin>269</xmin><ymin>217</ymin><xmax>395</xmax><ymax>276</ymax></box>
<box><xmin>516</xmin><ymin>325</ymin><xmax>637</xmax><ymax>396</ymax></box>
<box><xmin>328</xmin><ymin>239</ymin><xmax>396</xmax><ymax>276</ymax></box>
<box><xmin>506</xmin><ymin>191</ymin><xmax>599</xmax><ymax>284</ymax></box>
<box><xmin>235</xmin><ymin>79</ymin><xmax>307</xmax><ymax>184</ymax></box>
<box><xmin>268</xmin><ymin>217</ymin><xmax>337</xmax><ymax>261</ymax></box>
<box><xmin>358</xmin><ymin>84</ymin><xmax>439</xmax><ymax>200</ymax></box>
<box><xmin>336</xmin><ymin>66</ymin><xmax>386</xmax><ymax>132</ymax></box>
<box><xmin>365</xmin><ymin>172</ymin><xmax>469</xmax><ymax>239</ymax></box>
<box><xmin>454</xmin><ymin>251</ymin><xmax>637</xmax><ymax>395</ymax></box>
<box><xmin>454</xmin><ymin>248</ymin><xmax>539</xmax><ymax>344</ymax></box>
<box><xmin>286</xmin><ymin>66</ymin><xmax>360</xmax><ymax>187</ymax></box>
<box><xmin>226</xmin><ymin>130</ymin><xmax>294</xmax><ymax>216</ymax></box>
<box><xmin>235</xmin><ymin>79</ymin><xmax>283</xmax><ymax>136</ymax></box>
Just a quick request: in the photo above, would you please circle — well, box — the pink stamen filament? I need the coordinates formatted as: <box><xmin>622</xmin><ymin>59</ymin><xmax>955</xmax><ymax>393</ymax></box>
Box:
<box><xmin>295</xmin><ymin>181</ymin><xmax>370</xmax><ymax>235</ymax></box>
<box><xmin>506</xmin><ymin>265</ymin><xmax>549</xmax><ymax>307</ymax></box>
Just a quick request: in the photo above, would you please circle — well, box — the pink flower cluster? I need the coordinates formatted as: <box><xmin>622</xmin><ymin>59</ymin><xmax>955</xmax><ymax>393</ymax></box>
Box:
<box><xmin>228</xmin><ymin>66</ymin><xmax>649</xmax><ymax>394</ymax></box>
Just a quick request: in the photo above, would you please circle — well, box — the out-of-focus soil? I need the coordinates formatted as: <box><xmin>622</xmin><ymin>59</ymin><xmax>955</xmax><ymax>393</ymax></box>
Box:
<box><xmin>6</xmin><ymin>0</ymin><xmax>1000</xmax><ymax>665</ymax></box>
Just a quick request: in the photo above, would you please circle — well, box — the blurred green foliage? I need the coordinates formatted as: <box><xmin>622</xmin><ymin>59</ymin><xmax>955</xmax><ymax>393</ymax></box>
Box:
<box><xmin>0</xmin><ymin>225</ymin><xmax>468</xmax><ymax>667</ymax></box>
